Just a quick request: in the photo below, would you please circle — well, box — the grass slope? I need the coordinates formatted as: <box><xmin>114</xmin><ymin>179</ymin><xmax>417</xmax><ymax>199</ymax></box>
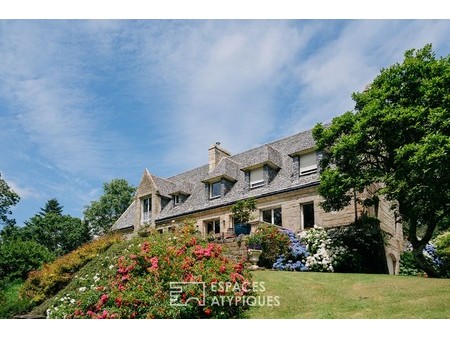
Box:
<box><xmin>248</xmin><ymin>270</ymin><xmax>450</xmax><ymax>319</ymax></box>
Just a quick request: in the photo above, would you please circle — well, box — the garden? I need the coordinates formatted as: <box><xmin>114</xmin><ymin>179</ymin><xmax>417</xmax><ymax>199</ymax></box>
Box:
<box><xmin>2</xmin><ymin>219</ymin><xmax>450</xmax><ymax>319</ymax></box>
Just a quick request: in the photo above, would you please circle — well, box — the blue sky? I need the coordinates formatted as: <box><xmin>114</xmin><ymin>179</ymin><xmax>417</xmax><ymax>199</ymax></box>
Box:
<box><xmin>1</xmin><ymin>19</ymin><xmax>450</xmax><ymax>227</ymax></box>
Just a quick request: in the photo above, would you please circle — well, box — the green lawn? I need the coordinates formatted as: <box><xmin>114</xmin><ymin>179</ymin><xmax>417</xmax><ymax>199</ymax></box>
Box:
<box><xmin>247</xmin><ymin>270</ymin><xmax>450</xmax><ymax>319</ymax></box>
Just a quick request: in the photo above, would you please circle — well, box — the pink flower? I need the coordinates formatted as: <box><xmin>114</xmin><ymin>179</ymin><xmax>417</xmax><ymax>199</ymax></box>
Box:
<box><xmin>100</xmin><ymin>294</ymin><xmax>109</xmax><ymax>305</ymax></box>
<box><xmin>150</xmin><ymin>257</ymin><xmax>158</xmax><ymax>269</ymax></box>
<box><xmin>219</xmin><ymin>265</ymin><xmax>226</xmax><ymax>273</ymax></box>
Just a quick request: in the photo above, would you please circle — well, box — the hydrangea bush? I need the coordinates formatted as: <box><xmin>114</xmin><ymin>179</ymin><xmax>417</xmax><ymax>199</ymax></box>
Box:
<box><xmin>299</xmin><ymin>228</ymin><xmax>351</xmax><ymax>272</ymax></box>
<box><xmin>400</xmin><ymin>242</ymin><xmax>443</xmax><ymax>277</ymax></box>
<box><xmin>270</xmin><ymin>227</ymin><xmax>354</xmax><ymax>273</ymax></box>
<box><xmin>47</xmin><ymin>223</ymin><xmax>252</xmax><ymax>319</ymax></box>
<box><xmin>272</xmin><ymin>229</ymin><xmax>308</xmax><ymax>271</ymax></box>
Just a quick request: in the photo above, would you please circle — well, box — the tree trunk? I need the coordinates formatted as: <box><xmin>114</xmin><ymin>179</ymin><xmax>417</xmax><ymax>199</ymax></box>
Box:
<box><xmin>412</xmin><ymin>244</ymin><xmax>441</xmax><ymax>278</ymax></box>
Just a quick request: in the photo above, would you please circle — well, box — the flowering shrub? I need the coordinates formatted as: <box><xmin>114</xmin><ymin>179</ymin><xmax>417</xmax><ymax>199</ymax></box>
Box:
<box><xmin>435</xmin><ymin>231</ymin><xmax>450</xmax><ymax>278</ymax></box>
<box><xmin>47</xmin><ymin>223</ymin><xmax>252</xmax><ymax>319</ymax></box>
<box><xmin>298</xmin><ymin>227</ymin><xmax>354</xmax><ymax>273</ymax></box>
<box><xmin>20</xmin><ymin>234</ymin><xmax>121</xmax><ymax>304</ymax></box>
<box><xmin>246</xmin><ymin>225</ymin><xmax>290</xmax><ymax>269</ymax></box>
<box><xmin>400</xmin><ymin>242</ymin><xmax>444</xmax><ymax>277</ymax></box>
<box><xmin>272</xmin><ymin>229</ymin><xmax>308</xmax><ymax>271</ymax></box>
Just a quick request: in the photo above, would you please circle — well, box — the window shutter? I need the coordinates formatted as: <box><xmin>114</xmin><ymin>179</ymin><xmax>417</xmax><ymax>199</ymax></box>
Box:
<box><xmin>300</xmin><ymin>152</ymin><xmax>317</xmax><ymax>174</ymax></box>
<box><xmin>250</xmin><ymin>167</ymin><xmax>264</xmax><ymax>186</ymax></box>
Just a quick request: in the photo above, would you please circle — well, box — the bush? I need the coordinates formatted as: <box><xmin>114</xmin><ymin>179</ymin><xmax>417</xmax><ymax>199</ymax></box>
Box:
<box><xmin>400</xmin><ymin>242</ymin><xmax>444</xmax><ymax>277</ymax></box>
<box><xmin>435</xmin><ymin>231</ymin><xmax>450</xmax><ymax>278</ymax></box>
<box><xmin>0</xmin><ymin>239</ymin><xmax>55</xmax><ymax>282</ymax></box>
<box><xmin>0</xmin><ymin>280</ymin><xmax>34</xmax><ymax>318</ymax></box>
<box><xmin>327</xmin><ymin>216</ymin><xmax>388</xmax><ymax>273</ymax></box>
<box><xmin>299</xmin><ymin>227</ymin><xmax>352</xmax><ymax>272</ymax></box>
<box><xmin>246</xmin><ymin>225</ymin><xmax>290</xmax><ymax>269</ymax></box>
<box><xmin>272</xmin><ymin>228</ymin><xmax>308</xmax><ymax>271</ymax></box>
<box><xmin>20</xmin><ymin>234</ymin><xmax>121</xmax><ymax>305</ymax></box>
<box><xmin>399</xmin><ymin>250</ymin><xmax>423</xmax><ymax>276</ymax></box>
<box><xmin>46</xmin><ymin>223</ymin><xmax>253</xmax><ymax>319</ymax></box>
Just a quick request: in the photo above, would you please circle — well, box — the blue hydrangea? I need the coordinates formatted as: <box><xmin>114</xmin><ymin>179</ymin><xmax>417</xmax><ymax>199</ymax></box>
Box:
<box><xmin>272</xmin><ymin>228</ymin><xmax>309</xmax><ymax>272</ymax></box>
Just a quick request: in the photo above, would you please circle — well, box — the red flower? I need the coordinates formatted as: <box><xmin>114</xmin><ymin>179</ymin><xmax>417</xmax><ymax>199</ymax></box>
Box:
<box><xmin>219</xmin><ymin>265</ymin><xmax>226</xmax><ymax>273</ymax></box>
<box><xmin>203</xmin><ymin>307</ymin><xmax>211</xmax><ymax>316</ymax></box>
<box><xmin>99</xmin><ymin>293</ymin><xmax>109</xmax><ymax>305</ymax></box>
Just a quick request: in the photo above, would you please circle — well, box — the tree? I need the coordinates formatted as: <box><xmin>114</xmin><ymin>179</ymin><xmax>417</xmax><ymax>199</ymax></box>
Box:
<box><xmin>312</xmin><ymin>44</ymin><xmax>450</xmax><ymax>277</ymax></box>
<box><xmin>38</xmin><ymin>198</ymin><xmax>63</xmax><ymax>217</ymax></box>
<box><xmin>23</xmin><ymin>199</ymin><xmax>91</xmax><ymax>256</ymax></box>
<box><xmin>231</xmin><ymin>198</ymin><xmax>257</xmax><ymax>225</ymax></box>
<box><xmin>0</xmin><ymin>239</ymin><xmax>55</xmax><ymax>281</ymax></box>
<box><xmin>0</xmin><ymin>173</ymin><xmax>20</xmax><ymax>228</ymax></box>
<box><xmin>83</xmin><ymin>179</ymin><xmax>136</xmax><ymax>235</ymax></box>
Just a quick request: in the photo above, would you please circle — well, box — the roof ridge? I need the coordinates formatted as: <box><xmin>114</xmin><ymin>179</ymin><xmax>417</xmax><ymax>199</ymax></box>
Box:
<box><xmin>166</xmin><ymin>127</ymin><xmax>314</xmax><ymax>180</ymax></box>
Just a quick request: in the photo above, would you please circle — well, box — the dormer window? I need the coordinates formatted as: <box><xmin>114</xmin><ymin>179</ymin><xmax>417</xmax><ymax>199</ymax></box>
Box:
<box><xmin>141</xmin><ymin>196</ymin><xmax>152</xmax><ymax>223</ymax></box>
<box><xmin>299</xmin><ymin>152</ymin><xmax>317</xmax><ymax>176</ymax></box>
<box><xmin>210</xmin><ymin>181</ymin><xmax>221</xmax><ymax>199</ymax></box>
<box><xmin>250</xmin><ymin>167</ymin><xmax>264</xmax><ymax>188</ymax></box>
<box><xmin>174</xmin><ymin>194</ymin><xmax>181</xmax><ymax>205</ymax></box>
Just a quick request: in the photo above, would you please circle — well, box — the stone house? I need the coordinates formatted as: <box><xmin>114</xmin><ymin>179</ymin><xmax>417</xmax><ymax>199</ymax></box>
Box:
<box><xmin>112</xmin><ymin>128</ymin><xmax>403</xmax><ymax>274</ymax></box>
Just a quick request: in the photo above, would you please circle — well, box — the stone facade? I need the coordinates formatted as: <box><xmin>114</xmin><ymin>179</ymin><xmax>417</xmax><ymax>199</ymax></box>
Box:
<box><xmin>111</xmin><ymin>128</ymin><xmax>403</xmax><ymax>274</ymax></box>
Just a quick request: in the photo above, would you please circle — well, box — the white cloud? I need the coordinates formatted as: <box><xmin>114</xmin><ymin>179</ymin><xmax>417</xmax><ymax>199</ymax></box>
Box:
<box><xmin>288</xmin><ymin>20</ymin><xmax>450</xmax><ymax>133</ymax></box>
<box><xmin>7</xmin><ymin>179</ymin><xmax>40</xmax><ymax>200</ymax></box>
<box><xmin>132</xmin><ymin>21</ymin><xmax>315</xmax><ymax>171</ymax></box>
<box><xmin>0</xmin><ymin>21</ymin><xmax>137</xmax><ymax>178</ymax></box>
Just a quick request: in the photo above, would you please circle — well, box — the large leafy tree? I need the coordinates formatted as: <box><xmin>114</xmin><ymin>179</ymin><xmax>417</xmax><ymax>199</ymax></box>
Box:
<box><xmin>23</xmin><ymin>199</ymin><xmax>91</xmax><ymax>256</ymax></box>
<box><xmin>83</xmin><ymin>179</ymin><xmax>136</xmax><ymax>235</ymax></box>
<box><xmin>313</xmin><ymin>44</ymin><xmax>450</xmax><ymax>277</ymax></box>
<box><xmin>0</xmin><ymin>172</ymin><xmax>20</xmax><ymax>228</ymax></box>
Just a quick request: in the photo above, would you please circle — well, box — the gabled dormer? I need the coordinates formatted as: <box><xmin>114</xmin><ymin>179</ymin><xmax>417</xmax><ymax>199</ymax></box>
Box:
<box><xmin>240</xmin><ymin>145</ymin><xmax>282</xmax><ymax>190</ymax></box>
<box><xmin>135</xmin><ymin>169</ymin><xmax>176</xmax><ymax>229</ymax></box>
<box><xmin>289</xmin><ymin>148</ymin><xmax>319</xmax><ymax>177</ymax></box>
<box><xmin>202</xmin><ymin>157</ymin><xmax>240</xmax><ymax>199</ymax></box>
<box><xmin>169</xmin><ymin>182</ymin><xmax>193</xmax><ymax>206</ymax></box>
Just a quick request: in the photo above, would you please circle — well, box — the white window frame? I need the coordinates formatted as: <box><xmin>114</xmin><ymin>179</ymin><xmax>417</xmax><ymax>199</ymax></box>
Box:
<box><xmin>210</xmin><ymin>181</ymin><xmax>221</xmax><ymax>199</ymax></box>
<box><xmin>141</xmin><ymin>196</ymin><xmax>152</xmax><ymax>223</ymax></box>
<box><xmin>261</xmin><ymin>207</ymin><xmax>282</xmax><ymax>226</ymax></box>
<box><xmin>299</xmin><ymin>152</ymin><xmax>317</xmax><ymax>176</ymax></box>
<box><xmin>250</xmin><ymin>166</ymin><xmax>264</xmax><ymax>188</ymax></box>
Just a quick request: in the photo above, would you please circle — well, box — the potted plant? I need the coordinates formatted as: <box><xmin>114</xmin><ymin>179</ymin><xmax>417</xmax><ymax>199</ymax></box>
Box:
<box><xmin>231</xmin><ymin>198</ymin><xmax>256</xmax><ymax>236</ymax></box>
<box><xmin>246</xmin><ymin>233</ymin><xmax>263</xmax><ymax>270</ymax></box>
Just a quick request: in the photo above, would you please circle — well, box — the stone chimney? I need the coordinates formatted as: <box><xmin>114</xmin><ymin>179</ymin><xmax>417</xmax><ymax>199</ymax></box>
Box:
<box><xmin>208</xmin><ymin>142</ymin><xmax>231</xmax><ymax>172</ymax></box>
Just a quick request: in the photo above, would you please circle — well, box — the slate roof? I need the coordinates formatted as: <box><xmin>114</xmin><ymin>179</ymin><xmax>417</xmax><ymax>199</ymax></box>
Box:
<box><xmin>113</xmin><ymin>128</ymin><xmax>320</xmax><ymax>229</ymax></box>
<box><xmin>153</xmin><ymin>128</ymin><xmax>319</xmax><ymax>222</ymax></box>
<box><xmin>202</xmin><ymin>157</ymin><xmax>241</xmax><ymax>183</ymax></box>
<box><xmin>111</xmin><ymin>201</ymin><xmax>136</xmax><ymax>231</ymax></box>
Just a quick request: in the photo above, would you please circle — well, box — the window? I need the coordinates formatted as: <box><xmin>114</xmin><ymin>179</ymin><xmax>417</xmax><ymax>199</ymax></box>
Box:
<box><xmin>262</xmin><ymin>207</ymin><xmax>282</xmax><ymax>226</ymax></box>
<box><xmin>141</xmin><ymin>197</ymin><xmax>152</xmax><ymax>222</ymax></box>
<box><xmin>302</xmin><ymin>203</ymin><xmax>315</xmax><ymax>229</ymax></box>
<box><xmin>210</xmin><ymin>181</ymin><xmax>221</xmax><ymax>199</ymax></box>
<box><xmin>250</xmin><ymin>167</ymin><xmax>264</xmax><ymax>188</ymax></box>
<box><xmin>174</xmin><ymin>194</ymin><xmax>181</xmax><ymax>205</ymax></box>
<box><xmin>205</xmin><ymin>219</ymin><xmax>221</xmax><ymax>234</ymax></box>
<box><xmin>299</xmin><ymin>152</ymin><xmax>317</xmax><ymax>175</ymax></box>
